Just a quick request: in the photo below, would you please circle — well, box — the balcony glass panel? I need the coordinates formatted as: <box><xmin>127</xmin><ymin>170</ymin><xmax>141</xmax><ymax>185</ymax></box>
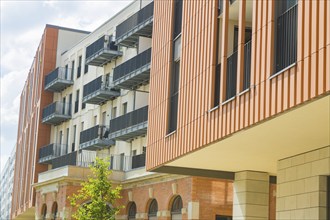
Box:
<box><xmin>79</xmin><ymin>125</ymin><xmax>114</xmax><ymax>150</ymax></box>
<box><xmin>82</xmin><ymin>76</ymin><xmax>120</xmax><ymax>105</ymax></box>
<box><xmin>115</xmin><ymin>1</ymin><xmax>154</xmax><ymax>47</ymax></box>
<box><xmin>85</xmin><ymin>35</ymin><xmax>122</xmax><ymax>66</ymax></box>
<box><xmin>42</xmin><ymin>102</ymin><xmax>71</xmax><ymax>125</ymax></box>
<box><xmin>44</xmin><ymin>67</ymin><xmax>73</xmax><ymax>92</ymax></box>
<box><xmin>113</xmin><ymin>48</ymin><xmax>151</xmax><ymax>89</ymax></box>
<box><xmin>109</xmin><ymin>106</ymin><xmax>148</xmax><ymax>141</ymax></box>
<box><xmin>39</xmin><ymin>143</ymin><xmax>68</xmax><ymax>164</ymax></box>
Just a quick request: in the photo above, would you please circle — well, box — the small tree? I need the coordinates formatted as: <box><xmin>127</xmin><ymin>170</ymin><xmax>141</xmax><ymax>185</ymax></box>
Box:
<box><xmin>69</xmin><ymin>157</ymin><xmax>122</xmax><ymax>220</ymax></box>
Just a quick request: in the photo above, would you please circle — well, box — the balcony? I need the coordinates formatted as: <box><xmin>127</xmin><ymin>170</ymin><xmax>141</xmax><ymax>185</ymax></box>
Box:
<box><xmin>42</xmin><ymin>102</ymin><xmax>71</xmax><ymax>125</ymax></box>
<box><xmin>85</xmin><ymin>35</ymin><xmax>122</xmax><ymax>66</ymax></box>
<box><xmin>52</xmin><ymin>151</ymin><xmax>77</xmax><ymax>169</ymax></box>
<box><xmin>38</xmin><ymin>143</ymin><xmax>67</xmax><ymax>164</ymax></box>
<box><xmin>82</xmin><ymin>76</ymin><xmax>120</xmax><ymax>105</ymax></box>
<box><xmin>109</xmin><ymin>153</ymin><xmax>146</xmax><ymax>171</ymax></box>
<box><xmin>44</xmin><ymin>67</ymin><xmax>73</xmax><ymax>92</ymax></box>
<box><xmin>115</xmin><ymin>1</ymin><xmax>154</xmax><ymax>47</ymax></box>
<box><xmin>113</xmin><ymin>48</ymin><xmax>151</xmax><ymax>89</ymax></box>
<box><xmin>79</xmin><ymin>125</ymin><xmax>115</xmax><ymax>150</ymax></box>
<box><xmin>109</xmin><ymin>106</ymin><xmax>148</xmax><ymax>141</ymax></box>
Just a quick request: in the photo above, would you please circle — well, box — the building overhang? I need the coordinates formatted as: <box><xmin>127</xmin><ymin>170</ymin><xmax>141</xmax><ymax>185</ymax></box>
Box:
<box><xmin>152</xmin><ymin>94</ymin><xmax>330</xmax><ymax>176</ymax></box>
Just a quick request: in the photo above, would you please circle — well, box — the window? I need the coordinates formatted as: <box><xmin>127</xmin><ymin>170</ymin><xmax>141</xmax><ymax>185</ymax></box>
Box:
<box><xmin>128</xmin><ymin>202</ymin><xmax>136</xmax><ymax>220</ymax></box>
<box><xmin>72</xmin><ymin>125</ymin><xmax>76</xmax><ymax>152</ymax></box>
<box><xmin>148</xmin><ymin>199</ymin><xmax>158</xmax><ymax>220</ymax></box>
<box><xmin>168</xmin><ymin>0</ymin><xmax>183</xmax><ymax>133</ymax></box>
<box><xmin>171</xmin><ymin>196</ymin><xmax>183</xmax><ymax>220</ymax></box>
<box><xmin>65</xmin><ymin>128</ymin><xmax>69</xmax><ymax>154</ymax></box>
<box><xmin>81</xmin><ymin>122</ymin><xmax>84</xmax><ymax>131</ymax></box>
<box><xmin>215</xmin><ymin>215</ymin><xmax>232</xmax><ymax>220</ymax></box>
<box><xmin>132</xmin><ymin>150</ymin><xmax>137</xmax><ymax>156</ymax></box>
<box><xmin>65</xmin><ymin>64</ymin><xmax>69</xmax><ymax>80</ymax></box>
<box><xmin>51</xmin><ymin>202</ymin><xmax>58</xmax><ymax>220</ymax></box>
<box><xmin>122</xmin><ymin>103</ymin><xmax>128</xmax><ymax>115</ymax></box>
<box><xmin>112</xmin><ymin>107</ymin><xmax>117</xmax><ymax>119</ymax></box>
<box><xmin>69</xmin><ymin>94</ymin><xmax>72</xmax><ymax>115</ymax></box>
<box><xmin>75</xmin><ymin>90</ymin><xmax>79</xmax><ymax>113</ymax></box>
<box><xmin>41</xmin><ymin>204</ymin><xmax>47</xmax><ymax>220</ymax></box>
<box><xmin>84</xmin><ymin>64</ymin><xmax>89</xmax><ymax>74</ymax></box>
<box><xmin>71</xmin><ymin>60</ymin><xmax>75</xmax><ymax>79</ymax></box>
<box><xmin>274</xmin><ymin>0</ymin><xmax>297</xmax><ymax>73</ymax></box>
<box><xmin>77</xmin><ymin>56</ymin><xmax>82</xmax><ymax>78</ymax></box>
<box><xmin>94</xmin><ymin>116</ymin><xmax>97</xmax><ymax>126</ymax></box>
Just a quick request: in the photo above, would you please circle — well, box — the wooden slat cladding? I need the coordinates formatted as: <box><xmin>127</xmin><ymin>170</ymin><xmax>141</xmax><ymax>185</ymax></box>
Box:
<box><xmin>147</xmin><ymin>0</ymin><xmax>330</xmax><ymax>170</ymax></box>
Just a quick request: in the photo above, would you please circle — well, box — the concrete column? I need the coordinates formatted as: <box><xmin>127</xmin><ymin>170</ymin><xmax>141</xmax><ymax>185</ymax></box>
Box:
<box><xmin>276</xmin><ymin>146</ymin><xmax>330</xmax><ymax>220</ymax></box>
<box><xmin>233</xmin><ymin>171</ymin><xmax>270</xmax><ymax>220</ymax></box>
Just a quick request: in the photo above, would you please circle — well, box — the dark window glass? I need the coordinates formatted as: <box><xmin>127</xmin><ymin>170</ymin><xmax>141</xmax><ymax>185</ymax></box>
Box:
<box><xmin>148</xmin><ymin>199</ymin><xmax>158</xmax><ymax>217</ymax></box>
<box><xmin>128</xmin><ymin>202</ymin><xmax>137</xmax><ymax>219</ymax></box>
<box><xmin>171</xmin><ymin>196</ymin><xmax>183</xmax><ymax>214</ymax></box>
<box><xmin>215</xmin><ymin>215</ymin><xmax>232</xmax><ymax>220</ymax></box>
<box><xmin>173</xmin><ymin>0</ymin><xmax>183</xmax><ymax>39</ymax></box>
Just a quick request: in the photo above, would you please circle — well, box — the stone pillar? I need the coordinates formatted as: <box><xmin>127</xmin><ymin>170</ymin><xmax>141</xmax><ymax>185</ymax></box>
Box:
<box><xmin>233</xmin><ymin>171</ymin><xmax>270</xmax><ymax>220</ymax></box>
<box><xmin>276</xmin><ymin>146</ymin><xmax>330</xmax><ymax>220</ymax></box>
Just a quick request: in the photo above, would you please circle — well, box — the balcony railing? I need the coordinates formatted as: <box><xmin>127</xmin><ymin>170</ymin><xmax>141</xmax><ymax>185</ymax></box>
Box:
<box><xmin>109</xmin><ymin>106</ymin><xmax>148</xmax><ymax>141</ymax></box>
<box><xmin>85</xmin><ymin>35</ymin><xmax>122</xmax><ymax>66</ymax></box>
<box><xmin>42</xmin><ymin>102</ymin><xmax>71</xmax><ymax>125</ymax></box>
<box><xmin>52</xmin><ymin>151</ymin><xmax>77</xmax><ymax>169</ymax></box>
<box><xmin>225</xmin><ymin>51</ymin><xmax>238</xmax><ymax>100</ymax></box>
<box><xmin>82</xmin><ymin>76</ymin><xmax>120</xmax><ymax>105</ymax></box>
<box><xmin>115</xmin><ymin>1</ymin><xmax>154</xmax><ymax>47</ymax></box>
<box><xmin>39</xmin><ymin>143</ymin><xmax>67</xmax><ymax>164</ymax></box>
<box><xmin>275</xmin><ymin>4</ymin><xmax>297</xmax><ymax>72</ymax></box>
<box><xmin>79</xmin><ymin>125</ymin><xmax>115</xmax><ymax>150</ymax></box>
<box><xmin>44</xmin><ymin>67</ymin><xmax>73</xmax><ymax>92</ymax></box>
<box><xmin>113</xmin><ymin>48</ymin><xmax>152</xmax><ymax>89</ymax></box>
<box><xmin>109</xmin><ymin>153</ymin><xmax>146</xmax><ymax>171</ymax></box>
<box><xmin>243</xmin><ymin>41</ymin><xmax>252</xmax><ymax>90</ymax></box>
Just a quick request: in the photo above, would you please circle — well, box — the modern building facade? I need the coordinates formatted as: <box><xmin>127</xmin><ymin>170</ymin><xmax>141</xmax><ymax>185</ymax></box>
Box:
<box><xmin>11</xmin><ymin>25</ymin><xmax>90</xmax><ymax>219</ymax></box>
<box><xmin>10</xmin><ymin>1</ymin><xmax>234</xmax><ymax>220</ymax></box>
<box><xmin>0</xmin><ymin>147</ymin><xmax>16</xmax><ymax>220</ymax></box>
<box><xmin>147</xmin><ymin>0</ymin><xmax>330</xmax><ymax>219</ymax></box>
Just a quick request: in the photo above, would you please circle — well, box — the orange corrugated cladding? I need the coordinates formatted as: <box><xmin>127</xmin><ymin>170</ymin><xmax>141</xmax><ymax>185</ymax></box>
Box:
<box><xmin>147</xmin><ymin>0</ymin><xmax>330</xmax><ymax>170</ymax></box>
<box><xmin>11</xmin><ymin>27</ymin><xmax>58</xmax><ymax>218</ymax></box>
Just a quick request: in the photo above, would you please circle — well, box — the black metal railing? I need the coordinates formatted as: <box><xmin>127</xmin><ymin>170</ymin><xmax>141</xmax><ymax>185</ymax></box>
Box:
<box><xmin>39</xmin><ymin>143</ymin><xmax>67</xmax><ymax>161</ymax></box>
<box><xmin>214</xmin><ymin>63</ymin><xmax>221</xmax><ymax>106</ymax></box>
<box><xmin>45</xmin><ymin>67</ymin><xmax>72</xmax><ymax>87</ymax></box>
<box><xmin>85</xmin><ymin>35</ymin><xmax>118</xmax><ymax>61</ymax></box>
<box><xmin>83</xmin><ymin>76</ymin><xmax>116</xmax><ymax>98</ymax></box>
<box><xmin>275</xmin><ymin>4</ymin><xmax>297</xmax><ymax>72</ymax></box>
<box><xmin>79</xmin><ymin>125</ymin><xmax>110</xmax><ymax>144</ymax></box>
<box><xmin>109</xmin><ymin>106</ymin><xmax>148</xmax><ymax>133</ymax></box>
<box><xmin>42</xmin><ymin>102</ymin><xmax>71</xmax><ymax>119</ymax></box>
<box><xmin>113</xmin><ymin>48</ymin><xmax>152</xmax><ymax>81</ymax></box>
<box><xmin>131</xmin><ymin>153</ymin><xmax>146</xmax><ymax>169</ymax></box>
<box><xmin>226</xmin><ymin>51</ymin><xmax>238</xmax><ymax>100</ymax></box>
<box><xmin>52</xmin><ymin>151</ymin><xmax>77</xmax><ymax>169</ymax></box>
<box><xmin>116</xmin><ymin>1</ymin><xmax>154</xmax><ymax>41</ymax></box>
<box><xmin>243</xmin><ymin>41</ymin><xmax>252</xmax><ymax>90</ymax></box>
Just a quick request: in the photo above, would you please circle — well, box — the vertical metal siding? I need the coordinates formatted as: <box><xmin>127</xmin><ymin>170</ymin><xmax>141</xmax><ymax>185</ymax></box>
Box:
<box><xmin>147</xmin><ymin>0</ymin><xmax>329</xmax><ymax>170</ymax></box>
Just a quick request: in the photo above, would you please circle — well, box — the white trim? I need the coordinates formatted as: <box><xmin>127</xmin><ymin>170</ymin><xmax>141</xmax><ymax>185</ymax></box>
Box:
<box><xmin>221</xmin><ymin>96</ymin><xmax>236</xmax><ymax>105</ymax></box>
<box><xmin>269</xmin><ymin>63</ymin><xmax>296</xmax><ymax>80</ymax></box>
<box><xmin>208</xmin><ymin>105</ymin><xmax>219</xmax><ymax>113</ymax></box>
<box><xmin>238</xmin><ymin>88</ymin><xmax>250</xmax><ymax>96</ymax></box>
<box><xmin>165</xmin><ymin>130</ymin><xmax>176</xmax><ymax>138</ymax></box>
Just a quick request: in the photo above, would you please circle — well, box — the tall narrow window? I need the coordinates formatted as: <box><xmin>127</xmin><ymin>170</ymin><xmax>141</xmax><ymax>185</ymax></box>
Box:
<box><xmin>71</xmin><ymin>60</ymin><xmax>75</xmax><ymax>79</ymax></box>
<box><xmin>148</xmin><ymin>199</ymin><xmax>158</xmax><ymax>220</ymax></box>
<box><xmin>41</xmin><ymin>204</ymin><xmax>47</xmax><ymax>220</ymax></box>
<box><xmin>112</xmin><ymin>107</ymin><xmax>117</xmax><ymax>119</ymax></box>
<box><xmin>128</xmin><ymin>202</ymin><xmax>137</xmax><ymax>220</ymax></box>
<box><xmin>72</xmin><ymin>125</ymin><xmax>76</xmax><ymax>152</ymax></box>
<box><xmin>75</xmin><ymin>90</ymin><xmax>79</xmax><ymax>113</ymax></box>
<box><xmin>168</xmin><ymin>0</ymin><xmax>183</xmax><ymax>133</ymax></box>
<box><xmin>77</xmin><ymin>56</ymin><xmax>82</xmax><ymax>78</ymax></box>
<box><xmin>274</xmin><ymin>0</ymin><xmax>297</xmax><ymax>73</ymax></box>
<box><xmin>171</xmin><ymin>196</ymin><xmax>183</xmax><ymax>220</ymax></box>
<box><xmin>122</xmin><ymin>102</ymin><xmax>128</xmax><ymax>115</ymax></box>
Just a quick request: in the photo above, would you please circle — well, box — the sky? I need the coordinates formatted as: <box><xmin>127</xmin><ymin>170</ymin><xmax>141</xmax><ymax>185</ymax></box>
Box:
<box><xmin>0</xmin><ymin>0</ymin><xmax>133</xmax><ymax>174</ymax></box>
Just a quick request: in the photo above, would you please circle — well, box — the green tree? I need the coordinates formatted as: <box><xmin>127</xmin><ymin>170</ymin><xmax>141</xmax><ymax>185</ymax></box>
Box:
<box><xmin>69</xmin><ymin>157</ymin><xmax>122</xmax><ymax>220</ymax></box>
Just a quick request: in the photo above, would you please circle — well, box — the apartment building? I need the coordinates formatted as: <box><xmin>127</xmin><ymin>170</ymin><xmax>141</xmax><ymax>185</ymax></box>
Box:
<box><xmin>147</xmin><ymin>0</ymin><xmax>330</xmax><ymax>219</ymax></box>
<box><xmin>11</xmin><ymin>25</ymin><xmax>90</xmax><ymax>219</ymax></box>
<box><xmin>0</xmin><ymin>148</ymin><xmax>16</xmax><ymax>220</ymax></box>
<box><xmin>29</xmin><ymin>1</ymin><xmax>233</xmax><ymax>220</ymax></box>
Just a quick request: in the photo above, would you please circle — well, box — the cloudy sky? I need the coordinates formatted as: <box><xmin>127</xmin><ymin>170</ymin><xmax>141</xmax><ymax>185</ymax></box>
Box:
<box><xmin>0</xmin><ymin>0</ymin><xmax>132</xmax><ymax>173</ymax></box>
